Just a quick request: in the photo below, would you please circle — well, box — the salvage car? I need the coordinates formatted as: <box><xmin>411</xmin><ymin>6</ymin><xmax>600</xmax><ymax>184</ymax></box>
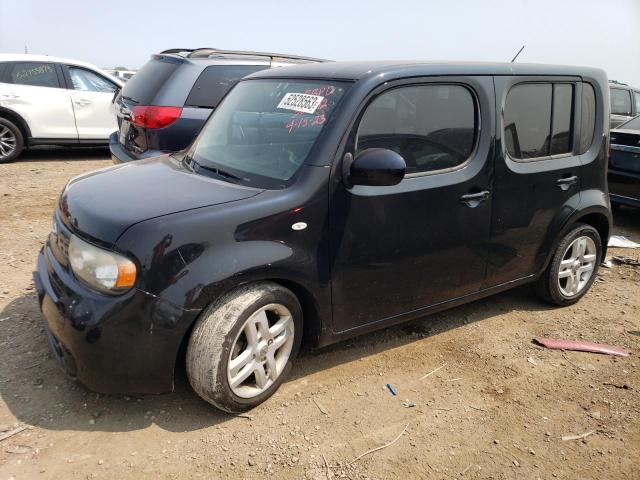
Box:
<box><xmin>0</xmin><ymin>54</ymin><xmax>123</xmax><ymax>163</ymax></box>
<box><xmin>609</xmin><ymin>115</ymin><xmax>640</xmax><ymax>208</ymax></box>
<box><xmin>35</xmin><ymin>61</ymin><xmax>611</xmax><ymax>412</ymax></box>
<box><xmin>109</xmin><ymin>48</ymin><xmax>324</xmax><ymax>164</ymax></box>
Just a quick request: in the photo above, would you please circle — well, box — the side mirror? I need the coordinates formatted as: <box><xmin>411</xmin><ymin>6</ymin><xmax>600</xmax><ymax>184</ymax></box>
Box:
<box><xmin>345</xmin><ymin>148</ymin><xmax>406</xmax><ymax>187</ymax></box>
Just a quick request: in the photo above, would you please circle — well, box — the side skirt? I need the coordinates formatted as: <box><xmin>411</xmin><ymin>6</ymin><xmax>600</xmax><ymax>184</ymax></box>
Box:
<box><xmin>316</xmin><ymin>274</ymin><xmax>537</xmax><ymax>348</ymax></box>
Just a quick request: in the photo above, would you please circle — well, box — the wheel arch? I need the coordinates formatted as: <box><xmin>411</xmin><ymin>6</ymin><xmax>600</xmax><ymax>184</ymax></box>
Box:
<box><xmin>541</xmin><ymin>205</ymin><xmax>611</xmax><ymax>274</ymax></box>
<box><xmin>173</xmin><ymin>276</ymin><xmax>328</xmax><ymax>384</ymax></box>
<box><xmin>0</xmin><ymin>107</ymin><xmax>31</xmax><ymax>142</ymax></box>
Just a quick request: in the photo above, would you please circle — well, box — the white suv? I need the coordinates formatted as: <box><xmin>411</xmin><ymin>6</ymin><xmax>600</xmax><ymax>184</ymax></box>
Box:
<box><xmin>0</xmin><ymin>54</ymin><xmax>123</xmax><ymax>163</ymax></box>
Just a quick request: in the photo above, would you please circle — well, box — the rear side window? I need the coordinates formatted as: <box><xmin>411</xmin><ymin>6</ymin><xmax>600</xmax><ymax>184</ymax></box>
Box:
<box><xmin>504</xmin><ymin>82</ymin><xmax>574</xmax><ymax>160</ymax></box>
<box><xmin>4</xmin><ymin>62</ymin><xmax>60</xmax><ymax>88</ymax></box>
<box><xmin>634</xmin><ymin>92</ymin><xmax>640</xmax><ymax>113</ymax></box>
<box><xmin>356</xmin><ymin>84</ymin><xmax>476</xmax><ymax>175</ymax></box>
<box><xmin>579</xmin><ymin>83</ymin><xmax>596</xmax><ymax>154</ymax></box>
<box><xmin>504</xmin><ymin>84</ymin><xmax>552</xmax><ymax>159</ymax></box>
<box><xmin>610</xmin><ymin>88</ymin><xmax>632</xmax><ymax>115</ymax></box>
<box><xmin>185</xmin><ymin>65</ymin><xmax>267</xmax><ymax>108</ymax></box>
<box><xmin>551</xmin><ymin>84</ymin><xmax>574</xmax><ymax>155</ymax></box>
<box><xmin>121</xmin><ymin>58</ymin><xmax>180</xmax><ymax>104</ymax></box>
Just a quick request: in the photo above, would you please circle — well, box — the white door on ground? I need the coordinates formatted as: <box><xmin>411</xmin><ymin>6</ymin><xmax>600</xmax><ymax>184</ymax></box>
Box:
<box><xmin>67</xmin><ymin>66</ymin><xmax>119</xmax><ymax>140</ymax></box>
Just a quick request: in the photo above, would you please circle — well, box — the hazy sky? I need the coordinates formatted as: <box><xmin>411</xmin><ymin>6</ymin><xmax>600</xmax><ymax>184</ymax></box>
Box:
<box><xmin>1</xmin><ymin>0</ymin><xmax>639</xmax><ymax>86</ymax></box>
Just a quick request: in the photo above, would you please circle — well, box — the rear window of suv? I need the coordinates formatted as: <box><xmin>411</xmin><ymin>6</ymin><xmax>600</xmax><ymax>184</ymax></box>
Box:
<box><xmin>610</xmin><ymin>88</ymin><xmax>632</xmax><ymax>115</ymax></box>
<box><xmin>121</xmin><ymin>58</ymin><xmax>180</xmax><ymax>104</ymax></box>
<box><xmin>185</xmin><ymin>65</ymin><xmax>267</xmax><ymax>109</ymax></box>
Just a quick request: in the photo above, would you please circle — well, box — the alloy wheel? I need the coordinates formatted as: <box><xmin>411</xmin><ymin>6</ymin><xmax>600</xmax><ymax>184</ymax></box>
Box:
<box><xmin>557</xmin><ymin>236</ymin><xmax>597</xmax><ymax>297</ymax></box>
<box><xmin>0</xmin><ymin>126</ymin><xmax>17</xmax><ymax>160</ymax></box>
<box><xmin>227</xmin><ymin>303</ymin><xmax>295</xmax><ymax>399</ymax></box>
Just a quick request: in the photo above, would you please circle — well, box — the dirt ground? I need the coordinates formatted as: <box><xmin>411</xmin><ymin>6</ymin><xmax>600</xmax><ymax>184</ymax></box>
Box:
<box><xmin>0</xmin><ymin>148</ymin><xmax>638</xmax><ymax>480</ymax></box>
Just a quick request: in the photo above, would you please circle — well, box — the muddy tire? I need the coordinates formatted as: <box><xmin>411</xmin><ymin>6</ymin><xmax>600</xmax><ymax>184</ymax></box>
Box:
<box><xmin>535</xmin><ymin>223</ymin><xmax>602</xmax><ymax>306</ymax></box>
<box><xmin>0</xmin><ymin>117</ymin><xmax>24</xmax><ymax>164</ymax></box>
<box><xmin>186</xmin><ymin>282</ymin><xmax>302</xmax><ymax>413</ymax></box>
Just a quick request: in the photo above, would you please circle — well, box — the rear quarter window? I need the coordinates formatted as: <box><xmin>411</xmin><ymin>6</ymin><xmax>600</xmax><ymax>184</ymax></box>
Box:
<box><xmin>185</xmin><ymin>65</ymin><xmax>267</xmax><ymax>109</ymax></box>
<box><xmin>579</xmin><ymin>83</ymin><xmax>596</xmax><ymax>154</ymax></box>
<box><xmin>121</xmin><ymin>58</ymin><xmax>180</xmax><ymax>104</ymax></box>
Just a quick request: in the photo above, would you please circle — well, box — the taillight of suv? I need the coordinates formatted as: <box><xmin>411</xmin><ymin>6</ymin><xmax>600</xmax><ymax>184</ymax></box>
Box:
<box><xmin>130</xmin><ymin>106</ymin><xmax>182</xmax><ymax>129</ymax></box>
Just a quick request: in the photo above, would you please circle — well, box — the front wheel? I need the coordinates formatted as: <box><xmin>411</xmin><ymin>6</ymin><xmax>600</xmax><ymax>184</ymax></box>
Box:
<box><xmin>186</xmin><ymin>283</ymin><xmax>302</xmax><ymax>412</ymax></box>
<box><xmin>535</xmin><ymin>223</ymin><xmax>602</xmax><ymax>306</ymax></box>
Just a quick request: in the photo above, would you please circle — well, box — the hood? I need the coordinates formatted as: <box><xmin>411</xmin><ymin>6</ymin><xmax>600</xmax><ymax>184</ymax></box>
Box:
<box><xmin>59</xmin><ymin>155</ymin><xmax>263</xmax><ymax>245</ymax></box>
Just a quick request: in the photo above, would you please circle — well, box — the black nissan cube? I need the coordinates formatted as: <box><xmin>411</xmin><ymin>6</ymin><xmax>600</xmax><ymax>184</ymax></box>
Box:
<box><xmin>35</xmin><ymin>61</ymin><xmax>611</xmax><ymax>412</ymax></box>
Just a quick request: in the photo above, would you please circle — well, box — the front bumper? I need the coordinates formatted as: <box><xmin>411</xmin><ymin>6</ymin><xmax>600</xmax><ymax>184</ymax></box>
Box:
<box><xmin>34</xmin><ymin>243</ymin><xmax>198</xmax><ymax>394</ymax></box>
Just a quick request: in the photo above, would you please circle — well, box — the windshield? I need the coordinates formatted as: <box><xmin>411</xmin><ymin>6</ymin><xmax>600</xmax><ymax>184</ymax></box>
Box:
<box><xmin>187</xmin><ymin>79</ymin><xmax>349</xmax><ymax>189</ymax></box>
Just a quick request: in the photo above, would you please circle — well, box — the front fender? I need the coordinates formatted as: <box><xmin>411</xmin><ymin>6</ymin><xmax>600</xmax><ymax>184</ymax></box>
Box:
<box><xmin>115</xmin><ymin>166</ymin><xmax>331</xmax><ymax>346</ymax></box>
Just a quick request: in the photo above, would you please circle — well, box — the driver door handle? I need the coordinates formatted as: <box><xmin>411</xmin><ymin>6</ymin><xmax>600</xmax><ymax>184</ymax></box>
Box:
<box><xmin>556</xmin><ymin>175</ymin><xmax>578</xmax><ymax>187</ymax></box>
<box><xmin>460</xmin><ymin>190</ymin><xmax>490</xmax><ymax>208</ymax></box>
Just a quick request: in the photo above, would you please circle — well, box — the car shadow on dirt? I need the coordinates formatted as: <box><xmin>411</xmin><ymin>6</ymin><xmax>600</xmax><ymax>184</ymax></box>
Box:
<box><xmin>16</xmin><ymin>146</ymin><xmax>110</xmax><ymax>163</ymax></box>
<box><xmin>611</xmin><ymin>205</ymin><xmax>640</xmax><ymax>238</ymax></box>
<box><xmin>0</xmin><ymin>283</ymin><xmax>554</xmax><ymax>434</ymax></box>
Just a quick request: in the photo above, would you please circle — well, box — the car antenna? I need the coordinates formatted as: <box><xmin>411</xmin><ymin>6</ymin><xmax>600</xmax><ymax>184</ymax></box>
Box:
<box><xmin>510</xmin><ymin>45</ymin><xmax>525</xmax><ymax>63</ymax></box>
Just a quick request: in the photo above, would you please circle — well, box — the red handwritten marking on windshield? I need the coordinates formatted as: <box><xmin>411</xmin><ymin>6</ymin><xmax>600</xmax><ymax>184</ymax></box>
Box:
<box><xmin>285</xmin><ymin>86</ymin><xmax>335</xmax><ymax>134</ymax></box>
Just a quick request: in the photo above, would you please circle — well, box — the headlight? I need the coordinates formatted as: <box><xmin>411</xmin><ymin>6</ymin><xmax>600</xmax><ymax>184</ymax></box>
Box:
<box><xmin>68</xmin><ymin>235</ymin><xmax>137</xmax><ymax>294</ymax></box>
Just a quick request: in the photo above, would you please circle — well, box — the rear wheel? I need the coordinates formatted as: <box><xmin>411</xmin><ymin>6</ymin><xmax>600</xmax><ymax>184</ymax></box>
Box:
<box><xmin>0</xmin><ymin>117</ymin><xmax>24</xmax><ymax>163</ymax></box>
<box><xmin>186</xmin><ymin>283</ymin><xmax>302</xmax><ymax>412</ymax></box>
<box><xmin>535</xmin><ymin>223</ymin><xmax>602</xmax><ymax>306</ymax></box>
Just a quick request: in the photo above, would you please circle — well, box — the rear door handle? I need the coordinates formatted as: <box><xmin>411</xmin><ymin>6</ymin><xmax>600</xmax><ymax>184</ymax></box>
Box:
<box><xmin>556</xmin><ymin>175</ymin><xmax>578</xmax><ymax>190</ymax></box>
<box><xmin>460</xmin><ymin>190</ymin><xmax>490</xmax><ymax>208</ymax></box>
<box><xmin>73</xmin><ymin>99</ymin><xmax>92</xmax><ymax>107</ymax></box>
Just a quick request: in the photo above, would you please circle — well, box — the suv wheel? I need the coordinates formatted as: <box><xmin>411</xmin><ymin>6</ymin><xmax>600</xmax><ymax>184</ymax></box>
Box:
<box><xmin>535</xmin><ymin>223</ymin><xmax>602</xmax><ymax>306</ymax></box>
<box><xmin>186</xmin><ymin>283</ymin><xmax>302</xmax><ymax>412</ymax></box>
<box><xmin>0</xmin><ymin>118</ymin><xmax>24</xmax><ymax>163</ymax></box>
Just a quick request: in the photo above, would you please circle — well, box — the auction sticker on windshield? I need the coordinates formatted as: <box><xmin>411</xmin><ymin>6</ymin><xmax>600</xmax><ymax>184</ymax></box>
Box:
<box><xmin>277</xmin><ymin>93</ymin><xmax>325</xmax><ymax>114</ymax></box>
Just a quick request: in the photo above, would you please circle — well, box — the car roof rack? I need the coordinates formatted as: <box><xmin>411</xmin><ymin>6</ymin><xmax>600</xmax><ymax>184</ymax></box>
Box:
<box><xmin>609</xmin><ymin>79</ymin><xmax>628</xmax><ymax>86</ymax></box>
<box><xmin>159</xmin><ymin>47</ymin><xmax>327</xmax><ymax>63</ymax></box>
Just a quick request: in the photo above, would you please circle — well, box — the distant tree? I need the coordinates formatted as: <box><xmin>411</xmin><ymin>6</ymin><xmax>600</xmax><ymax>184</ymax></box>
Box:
<box><xmin>114</xmin><ymin>66</ymin><xmax>128</xmax><ymax>71</ymax></box>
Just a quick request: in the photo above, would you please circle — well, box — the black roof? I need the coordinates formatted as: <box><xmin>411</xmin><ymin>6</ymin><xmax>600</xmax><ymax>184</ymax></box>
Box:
<box><xmin>249</xmin><ymin>61</ymin><xmax>607</xmax><ymax>82</ymax></box>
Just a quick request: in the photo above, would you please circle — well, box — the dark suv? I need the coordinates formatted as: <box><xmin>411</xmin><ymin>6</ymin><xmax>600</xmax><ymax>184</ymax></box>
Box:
<box><xmin>609</xmin><ymin>80</ymin><xmax>640</xmax><ymax>129</ymax></box>
<box><xmin>36</xmin><ymin>61</ymin><xmax>611</xmax><ymax>412</ymax></box>
<box><xmin>109</xmin><ymin>48</ymin><xmax>324</xmax><ymax>163</ymax></box>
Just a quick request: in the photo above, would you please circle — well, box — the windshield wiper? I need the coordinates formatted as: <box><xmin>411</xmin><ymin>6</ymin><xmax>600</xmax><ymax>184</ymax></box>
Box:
<box><xmin>189</xmin><ymin>157</ymin><xmax>243</xmax><ymax>183</ymax></box>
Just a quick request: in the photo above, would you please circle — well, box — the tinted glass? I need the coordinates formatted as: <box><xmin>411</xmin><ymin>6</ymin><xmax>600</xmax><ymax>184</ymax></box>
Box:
<box><xmin>610</xmin><ymin>88</ymin><xmax>632</xmax><ymax>115</ymax></box>
<box><xmin>504</xmin><ymin>83</ymin><xmax>552</xmax><ymax>159</ymax></box>
<box><xmin>69</xmin><ymin>67</ymin><xmax>117</xmax><ymax>93</ymax></box>
<box><xmin>617</xmin><ymin>115</ymin><xmax>640</xmax><ymax>131</ymax></box>
<box><xmin>121</xmin><ymin>58</ymin><xmax>179</xmax><ymax>104</ymax></box>
<box><xmin>356</xmin><ymin>85</ymin><xmax>476</xmax><ymax>174</ymax></box>
<box><xmin>185</xmin><ymin>65</ymin><xmax>267</xmax><ymax>108</ymax></box>
<box><xmin>579</xmin><ymin>83</ymin><xmax>596</xmax><ymax>154</ymax></box>
<box><xmin>634</xmin><ymin>92</ymin><xmax>640</xmax><ymax>113</ymax></box>
<box><xmin>6</xmin><ymin>62</ymin><xmax>59</xmax><ymax>88</ymax></box>
<box><xmin>550</xmin><ymin>84</ymin><xmax>573</xmax><ymax>155</ymax></box>
<box><xmin>190</xmin><ymin>80</ymin><xmax>349</xmax><ymax>189</ymax></box>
